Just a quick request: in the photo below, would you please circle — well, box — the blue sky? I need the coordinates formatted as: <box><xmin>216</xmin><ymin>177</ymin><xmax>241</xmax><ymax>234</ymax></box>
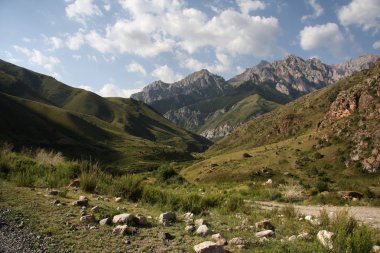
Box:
<box><xmin>1</xmin><ymin>0</ymin><xmax>379</xmax><ymax>97</ymax></box>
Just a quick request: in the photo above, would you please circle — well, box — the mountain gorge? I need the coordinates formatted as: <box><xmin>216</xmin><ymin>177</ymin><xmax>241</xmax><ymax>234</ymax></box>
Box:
<box><xmin>132</xmin><ymin>54</ymin><xmax>378</xmax><ymax>139</ymax></box>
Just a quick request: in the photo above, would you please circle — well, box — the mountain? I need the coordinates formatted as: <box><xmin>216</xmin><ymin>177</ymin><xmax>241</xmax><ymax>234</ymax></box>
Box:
<box><xmin>182</xmin><ymin>58</ymin><xmax>380</xmax><ymax>193</ymax></box>
<box><xmin>0</xmin><ymin>59</ymin><xmax>211</xmax><ymax>170</ymax></box>
<box><xmin>132</xmin><ymin>54</ymin><xmax>377</xmax><ymax>140</ymax></box>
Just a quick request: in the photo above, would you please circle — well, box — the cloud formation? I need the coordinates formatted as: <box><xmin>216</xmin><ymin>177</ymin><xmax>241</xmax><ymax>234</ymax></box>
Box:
<box><xmin>152</xmin><ymin>65</ymin><xmax>183</xmax><ymax>83</ymax></box>
<box><xmin>300</xmin><ymin>23</ymin><xmax>344</xmax><ymax>55</ymax></box>
<box><xmin>373</xmin><ymin>40</ymin><xmax>380</xmax><ymax>50</ymax></box>
<box><xmin>98</xmin><ymin>83</ymin><xmax>141</xmax><ymax>97</ymax></box>
<box><xmin>338</xmin><ymin>0</ymin><xmax>380</xmax><ymax>33</ymax></box>
<box><xmin>236</xmin><ymin>0</ymin><xmax>266</xmax><ymax>15</ymax></box>
<box><xmin>66</xmin><ymin>0</ymin><xmax>102</xmax><ymax>24</ymax></box>
<box><xmin>13</xmin><ymin>45</ymin><xmax>60</xmax><ymax>71</ymax></box>
<box><xmin>126</xmin><ymin>62</ymin><xmax>147</xmax><ymax>76</ymax></box>
<box><xmin>301</xmin><ymin>0</ymin><xmax>324</xmax><ymax>21</ymax></box>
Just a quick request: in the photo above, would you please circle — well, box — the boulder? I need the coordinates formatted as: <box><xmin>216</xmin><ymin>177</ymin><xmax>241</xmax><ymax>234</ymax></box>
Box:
<box><xmin>193</xmin><ymin>241</ymin><xmax>225</xmax><ymax>253</ymax></box>
<box><xmin>196</xmin><ymin>225</ymin><xmax>210</xmax><ymax>236</ymax></box>
<box><xmin>255</xmin><ymin>220</ymin><xmax>275</xmax><ymax>230</ymax></box>
<box><xmin>263</xmin><ymin>179</ymin><xmax>273</xmax><ymax>187</ymax></box>
<box><xmin>112</xmin><ymin>213</ymin><xmax>136</xmax><ymax>224</ymax></box>
<box><xmin>183</xmin><ymin>212</ymin><xmax>194</xmax><ymax>220</ymax></box>
<box><xmin>112</xmin><ymin>225</ymin><xmax>128</xmax><ymax>236</ymax></box>
<box><xmin>185</xmin><ymin>224</ymin><xmax>196</xmax><ymax>233</ymax></box>
<box><xmin>68</xmin><ymin>179</ymin><xmax>80</xmax><ymax>188</ymax></box>
<box><xmin>195</xmin><ymin>218</ymin><xmax>208</xmax><ymax>227</ymax></box>
<box><xmin>288</xmin><ymin>235</ymin><xmax>297</xmax><ymax>241</ymax></box>
<box><xmin>159</xmin><ymin>212</ymin><xmax>176</xmax><ymax>226</ymax></box>
<box><xmin>91</xmin><ymin>206</ymin><xmax>100</xmax><ymax>212</ymax></box>
<box><xmin>211</xmin><ymin>233</ymin><xmax>227</xmax><ymax>246</ymax></box>
<box><xmin>317</xmin><ymin>230</ymin><xmax>334</xmax><ymax>250</ymax></box>
<box><xmin>229</xmin><ymin>237</ymin><xmax>247</xmax><ymax>247</ymax></box>
<box><xmin>80</xmin><ymin>214</ymin><xmax>96</xmax><ymax>223</ymax></box>
<box><xmin>114</xmin><ymin>197</ymin><xmax>122</xmax><ymax>202</ymax></box>
<box><xmin>158</xmin><ymin>232</ymin><xmax>175</xmax><ymax>240</ymax></box>
<box><xmin>79</xmin><ymin>196</ymin><xmax>89</xmax><ymax>201</ymax></box>
<box><xmin>136</xmin><ymin>214</ymin><xmax>148</xmax><ymax>226</ymax></box>
<box><xmin>255</xmin><ymin>230</ymin><xmax>275</xmax><ymax>238</ymax></box>
<box><xmin>373</xmin><ymin>245</ymin><xmax>380</xmax><ymax>253</ymax></box>
<box><xmin>337</xmin><ymin>191</ymin><xmax>364</xmax><ymax>200</ymax></box>
<box><xmin>99</xmin><ymin>217</ymin><xmax>111</xmax><ymax>226</ymax></box>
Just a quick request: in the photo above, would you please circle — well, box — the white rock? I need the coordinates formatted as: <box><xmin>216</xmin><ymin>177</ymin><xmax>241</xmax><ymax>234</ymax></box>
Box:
<box><xmin>373</xmin><ymin>245</ymin><xmax>380</xmax><ymax>253</ymax></box>
<box><xmin>193</xmin><ymin>241</ymin><xmax>225</xmax><ymax>253</ymax></box>
<box><xmin>114</xmin><ymin>197</ymin><xmax>122</xmax><ymax>202</ymax></box>
<box><xmin>195</xmin><ymin>218</ymin><xmax>208</xmax><ymax>227</ymax></box>
<box><xmin>112</xmin><ymin>225</ymin><xmax>128</xmax><ymax>236</ymax></box>
<box><xmin>183</xmin><ymin>212</ymin><xmax>194</xmax><ymax>220</ymax></box>
<box><xmin>211</xmin><ymin>233</ymin><xmax>227</xmax><ymax>246</ymax></box>
<box><xmin>317</xmin><ymin>230</ymin><xmax>334</xmax><ymax>250</ymax></box>
<box><xmin>159</xmin><ymin>212</ymin><xmax>176</xmax><ymax>226</ymax></box>
<box><xmin>185</xmin><ymin>224</ymin><xmax>196</xmax><ymax>233</ymax></box>
<box><xmin>112</xmin><ymin>213</ymin><xmax>136</xmax><ymax>224</ymax></box>
<box><xmin>297</xmin><ymin>232</ymin><xmax>309</xmax><ymax>239</ymax></box>
<box><xmin>255</xmin><ymin>230</ymin><xmax>275</xmax><ymax>238</ymax></box>
<box><xmin>288</xmin><ymin>235</ymin><xmax>297</xmax><ymax>241</ymax></box>
<box><xmin>80</xmin><ymin>214</ymin><xmax>95</xmax><ymax>223</ymax></box>
<box><xmin>229</xmin><ymin>237</ymin><xmax>246</xmax><ymax>246</ymax></box>
<box><xmin>196</xmin><ymin>225</ymin><xmax>210</xmax><ymax>236</ymax></box>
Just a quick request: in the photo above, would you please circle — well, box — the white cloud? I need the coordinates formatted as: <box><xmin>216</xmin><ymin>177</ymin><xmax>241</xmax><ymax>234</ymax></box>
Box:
<box><xmin>97</xmin><ymin>83</ymin><xmax>141</xmax><ymax>98</ymax></box>
<box><xmin>45</xmin><ymin>36</ymin><xmax>63</xmax><ymax>50</ymax></box>
<box><xmin>126</xmin><ymin>62</ymin><xmax>147</xmax><ymax>76</ymax></box>
<box><xmin>176</xmin><ymin>50</ymin><xmax>231</xmax><ymax>73</ymax></box>
<box><xmin>87</xmin><ymin>54</ymin><xmax>98</xmax><ymax>62</ymax></box>
<box><xmin>373</xmin><ymin>40</ymin><xmax>380</xmax><ymax>50</ymax></box>
<box><xmin>72</xmin><ymin>54</ymin><xmax>82</xmax><ymax>60</ymax></box>
<box><xmin>65</xmin><ymin>0</ymin><xmax>102</xmax><ymax>24</ymax></box>
<box><xmin>299</xmin><ymin>23</ymin><xmax>344</xmax><ymax>55</ymax></box>
<box><xmin>78</xmin><ymin>85</ymin><xmax>93</xmax><ymax>91</ymax></box>
<box><xmin>338</xmin><ymin>0</ymin><xmax>380</xmax><ymax>33</ymax></box>
<box><xmin>104</xmin><ymin>4</ymin><xmax>111</xmax><ymax>11</ymax></box>
<box><xmin>83</xmin><ymin>1</ymin><xmax>280</xmax><ymax>59</ymax></box>
<box><xmin>151</xmin><ymin>65</ymin><xmax>183</xmax><ymax>83</ymax></box>
<box><xmin>66</xmin><ymin>32</ymin><xmax>85</xmax><ymax>50</ymax></box>
<box><xmin>301</xmin><ymin>0</ymin><xmax>324</xmax><ymax>21</ymax></box>
<box><xmin>13</xmin><ymin>45</ymin><xmax>60</xmax><ymax>71</ymax></box>
<box><xmin>236</xmin><ymin>0</ymin><xmax>266</xmax><ymax>15</ymax></box>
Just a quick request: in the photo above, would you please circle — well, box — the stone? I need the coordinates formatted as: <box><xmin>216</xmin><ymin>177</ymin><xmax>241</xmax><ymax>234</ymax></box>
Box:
<box><xmin>112</xmin><ymin>225</ymin><xmax>128</xmax><ymax>236</ymax></box>
<box><xmin>262</xmin><ymin>179</ymin><xmax>273</xmax><ymax>186</ymax></box>
<box><xmin>304</xmin><ymin>215</ymin><xmax>313</xmax><ymax>221</ymax></box>
<box><xmin>159</xmin><ymin>212</ymin><xmax>176</xmax><ymax>226</ymax></box>
<box><xmin>52</xmin><ymin>200</ymin><xmax>60</xmax><ymax>205</ymax></box>
<box><xmin>48</xmin><ymin>190</ymin><xmax>60</xmax><ymax>196</ymax></box>
<box><xmin>114</xmin><ymin>197</ymin><xmax>122</xmax><ymax>202</ymax></box>
<box><xmin>185</xmin><ymin>225</ymin><xmax>196</xmax><ymax>233</ymax></box>
<box><xmin>297</xmin><ymin>232</ymin><xmax>309</xmax><ymax>239</ymax></box>
<box><xmin>68</xmin><ymin>179</ymin><xmax>80</xmax><ymax>188</ymax></box>
<box><xmin>211</xmin><ymin>233</ymin><xmax>227</xmax><ymax>246</ymax></box>
<box><xmin>136</xmin><ymin>214</ymin><xmax>148</xmax><ymax>226</ymax></box>
<box><xmin>317</xmin><ymin>230</ymin><xmax>334</xmax><ymax>250</ymax></box>
<box><xmin>80</xmin><ymin>214</ymin><xmax>96</xmax><ymax>223</ymax></box>
<box><xmin>183</xmin><ymin>212</ymin><xmax>194</xmax><ymax>220</ymax></box>
<box><xmin>288</xmin><ymin>235</ymin><xmax>297</xmax><ymax>241</ymax></box>
<box><xmin>79</xmin><ymin>196</ymin><xmax>89</xmax><ymax>201</ymax></box>
<box><xmin>193</xmin><ymin>241</ymin><xmax>225</xmax><ymax>253</ymax></box>
<box><xmin>99</xmin><ymin>218</ymin><xmax>111</xmax><ymax>226</ymax></box>
<box><xmin>196</xmin><ymin>225</ymin><xmax>210</xmax><ymax>236</ymax></box>
<box><xmin>195</xmin><ymin>219</ymin><xmax>208</xmax><ymax>227</ymax></box>
<box><xmin>373</xmin><ymin>245</ymin><xmax>380</xmax><ymax>253</ymax></box>
<box><xmin>255</xmin><ymin>220</ymin><xmax>275</xmax><ymax>230</ymax></box>
<box><xmin>158</xmin><ymin>232</ymin><xmax>175</xmax><ymax>240</ymax></box>
<box><xmin>337</xmin><ymin>191</ymin><xmax>364</xmax><ymax>200</ymax></box>
<box><xmin>72</xmin><ymin>199</ymin><xmax>88</xmax><ymax>207</ymax></box>
<box><xmin>91</xmin><ymin>206</ymin><xmax>100</xmax><ymax>212</ymax></box>
<box><xmin>229</xmin><ymin>237</ymin><xmax>246</xmax><ymax>247</ymax></box>
<box><xmin>255</xmin><ymin>230</ymin><xmax>275</xmax><ymax>238</ymax></box>
<box><xmin>112</xmin><ymin>213</ymin><xmax>136</xmax><ymax>224</ymax></box>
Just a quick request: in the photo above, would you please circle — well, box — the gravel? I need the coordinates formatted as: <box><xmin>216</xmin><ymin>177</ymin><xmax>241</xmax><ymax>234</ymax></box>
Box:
<box><xmin>0</xmin><ymin>208</ymin><xmax>67</xmax><ymax>253</ymax></box>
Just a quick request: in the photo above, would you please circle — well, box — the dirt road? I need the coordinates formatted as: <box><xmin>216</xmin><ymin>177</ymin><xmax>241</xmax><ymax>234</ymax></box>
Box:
<box><xmin>254</xmin><ymin>201</ymin><xmax>380</xmax><ymax>229</ymax></box>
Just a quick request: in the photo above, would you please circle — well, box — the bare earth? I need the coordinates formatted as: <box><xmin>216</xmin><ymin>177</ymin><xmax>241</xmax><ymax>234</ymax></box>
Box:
<box><xmin>254</xmin><ymin>201</ymin><xmax>380</xmax><ymax>229</ymax></box>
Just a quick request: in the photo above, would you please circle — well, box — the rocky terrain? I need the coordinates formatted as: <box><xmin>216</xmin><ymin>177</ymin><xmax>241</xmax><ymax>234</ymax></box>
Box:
<box><xmin>132</xmin><ymin>54</ymin><xmax>378</xmax><ymax>140</ymax></box>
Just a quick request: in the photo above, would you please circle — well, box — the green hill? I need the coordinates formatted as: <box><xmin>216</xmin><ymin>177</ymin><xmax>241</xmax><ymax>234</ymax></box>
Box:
<box><xmin>182</xmin><ymin>59</ymin><xmax>380</xmax><ymax>194</ymax></box>
<box><xmin>0</xmin><ymin>59</ymin><xmax>211</xmax><ymax>170</ymax></box>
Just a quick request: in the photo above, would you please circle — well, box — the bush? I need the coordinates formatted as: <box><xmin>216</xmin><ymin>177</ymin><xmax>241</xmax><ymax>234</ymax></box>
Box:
<box><xmin>281</xmin><ymin>205</ymin><xmax>298</xmax><ymax>219</ymax></box>
<box><xmin>224</xmin><ymin>195</ymin><xmax>244</xmax><ymax>212</ymax></box>
<box><xmin>80</xmin><ymin>171</ymin><xmax>99</xmax><ymax>193</ymax></box>
<box><xmin>156</xmin><ymin>165</ymin><xmax>183</xmax><ymax>183</ymax></box>
<box><xmin>315</xmin><ymin>181</ymin><xmax>328</xmax><ymax>192</ymax></box>
<box><xmin>35</xmin><ymin>149</ymin><xmax>64</xmax><ymax>167</ymax></box>
<box><xmin>13</xmin><ymin>171</ymin><xmax>35</xmax><ymax>187</ymax></box>
<box><xmin>112</xmin><ymin>175</ymin><xmax>143</xmax><ymax>201</ymax></box>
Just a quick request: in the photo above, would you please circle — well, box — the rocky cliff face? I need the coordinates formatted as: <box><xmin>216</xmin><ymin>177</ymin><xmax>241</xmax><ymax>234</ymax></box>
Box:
<box><xmin>132</xmin><ymin>55</ymin><xmax>378</xmax><ymax>140</ymax></box>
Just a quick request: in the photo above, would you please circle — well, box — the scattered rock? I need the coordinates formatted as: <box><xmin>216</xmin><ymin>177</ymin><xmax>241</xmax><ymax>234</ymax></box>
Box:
<box><xmin>255</xmin><ymin>230</ymin><xmax>275</xmax><ymax>238</ymax></box>
<box><xmin>211</xmin><ymin>233</ymin><xmax>227</xmax><ymax>246</ymax></box>
<box><xmin>373</xmin><ymin>245</ymin><xmax>380</xmax><ymax>253</ymax></box>
<box><xmin>255</xmin><ymin>220</ymin><xmax>275</xmax><ymax>230</ymax></box>
<box><xmin>337</xmin><ymin>191</ymin><xmax>364</xmax><ymax>200</ymax></box>
<box><xmin>262</xmin><ymin>179</ymin><xmax>273</xmax><ymax>187</ymax></box>
<box><xmin>195</xmin><ymin>219</ymin><xmax>208</xmax><ymax>227</ymax></box>
<box><xmin>80</xmin><ymin>214</ymin><xmax>96</xmax><ymax>223</ymax></box>
<box><xmin>288</xmin><ymin>235</ymin><xmax>297</xmax><ymax>241</ymax></box>
<box><xmin>68</xmin><ymin>179</ymin><xmax>80</xmax><ymax>188</ymax></box>
<box><xmin>99</xmin><ymin>217</ymin><xmax>111</xmax><ymax>226</ymax></box>
<box><xmin>136</xmin><ymin>214</ymin><xmax>148</xmax><ymax>226</ymax></box>
<box><xmin>112</xmin><ymin>225</ymin><xmax>129</xmax><ymax>236</ymax></box>
<box><xmin>193</xmin><ymin>241</ymin><xmax>225</xmax><ymax>253</ymax></box>
<box><xmin>317</xmin><ymin>230</ymin><xmax>334</xmax><ymax>250</ymax></box>
<box><xmin>229</xmin><ymin>237</ymin><xmax>247</xmax><ymax>248</ymax></box>
<box><xmin>158</xmin><ymin>232</ymin><xmax>175</xmax><ymax>240</ymax></box>
<box><xmin>52</xmin><ymin>200</ymin><xmax>60</xmax><ymax>205</ymax></box>
<box><xmin>196</xmin><ymin>225</ymin><xmax>210</xmax><ymax>236</ymax></box>
<box><xmin>243</xmin><ymin>153</ymin><xmax>252</xmax><ymax>158</ymax></box>
<box><xmin>89</xmin><ymin>226</ymin><xmax>97</xmax><ymax>230</ymax></box>
<box><xmin>91</xmin><ymin>206</ymin><xmax>100</xmax><ymax>212</ymax></box>
<box><xmin>159</xmin><ymin>212</ymin><xmax>176</xmax><ymax>226</ymax></box>
<box><xmin>297</xmin><ymin>232</ymin><xmax>309</xmax><ymax>239</ymax></box>
<box><xmin>79</xmin><ymin>196</ymin><xmax>88</xmax><ymax>201</ymax></box>
<box><xmin>48</xmin><ymin>190</ymin><xmax>60</xmax><ymax>196</ymax></box>
<box><xmin>114</xmin><ymin>197</ymin><xmax>122</xmax><ymax>203</ymax></box>
<box><xmin>112</xmin><ymin>213</ymin><xmax>136</xmax><ymax>224</ymax></box>
<box><xmin>185</xmin><ymin>224</ymin><xmax>196</xmax><ymax>233</ymax></box>
<box><xmin>304</xmin><ymin>215</ymin><xmax>313</xmax><ymax>221</ymax></box>
<box><xmin>183</xmin><ymin>212</ymin><xmax>194</xmax><ymax>221</ymax></box>
<box><xmin>72</xmin><ymin>198</ymin><xmax>88</xmax><ymax>207</ymax></box>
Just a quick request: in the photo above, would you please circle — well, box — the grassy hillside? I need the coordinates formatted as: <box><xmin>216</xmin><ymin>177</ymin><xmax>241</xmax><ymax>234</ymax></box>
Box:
<box><xmin>183</xmin><ymin>59</ymin><xmax>380</xmax><ymax>196</ymax></box>
<box><xmin>0</xmin><ymin>59</ymin><xmax>211</xmax><ymax>169</ymax></box>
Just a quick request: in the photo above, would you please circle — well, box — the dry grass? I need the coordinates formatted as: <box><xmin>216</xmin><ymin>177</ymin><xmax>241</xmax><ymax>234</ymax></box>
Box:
<box><xmin>35</xmin><ymin>149</ymin><xmax>65</xmax><ymax>167</ymax></box>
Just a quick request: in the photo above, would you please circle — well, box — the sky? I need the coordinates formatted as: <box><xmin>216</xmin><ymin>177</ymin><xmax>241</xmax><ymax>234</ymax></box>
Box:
<box><xmin>0</xmin><ymin>0</ymin><xmax>379</xmax><ymax>97</ymax></box>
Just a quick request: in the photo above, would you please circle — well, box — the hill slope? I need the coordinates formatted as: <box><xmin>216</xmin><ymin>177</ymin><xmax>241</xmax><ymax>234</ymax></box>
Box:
<box><xmin>182</xmin><ymin>58</ymin><xmax>380</xmax><ymax>193</ymax></box>
<box><xmin>0</xmin><ymin>59</ymin><xmax>211</xmax><ymax>169</ymax></box>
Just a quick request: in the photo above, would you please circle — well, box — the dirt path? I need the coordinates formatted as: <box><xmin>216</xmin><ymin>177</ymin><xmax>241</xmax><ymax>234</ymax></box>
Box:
<box><xmin>254</xmin><ymin>201</ymin><xmax>380</xmax><ymax>229</ymax></box>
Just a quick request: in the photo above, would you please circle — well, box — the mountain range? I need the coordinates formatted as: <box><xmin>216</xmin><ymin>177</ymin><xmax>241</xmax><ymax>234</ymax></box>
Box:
<box><xmin>0</xmin><ymin>59</ymin><xmax>211</xmax><ymax>170</ymax></box>
<box><xmin>132</xmin><ymin>54</ymin><xmax>378</xmax><ymax>139</ymax></box>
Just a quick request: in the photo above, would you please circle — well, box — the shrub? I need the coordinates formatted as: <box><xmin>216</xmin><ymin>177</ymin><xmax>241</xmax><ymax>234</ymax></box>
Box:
<box><xmin>35</xmin><ymin>149</ymin><xmax>65</xmax><ymax>167</ymax></box>
<box><xmin>282</xmin><ymin>183</ymin><xmax>304</xmax><ymax>202</ymax></box>
<box><xmin>80</xmin><ymin>170</ymin><xmax>99</xmax><ymax>193</ymax></box>
<box><xmin>156</xmin><ymin>165</ymin><xmax>183</xmax><ymax>183</ymax></box>
<box><xmin>112</xmin><ymin>175</ymin><xmax>143</xmax><ymax>201</ymax></box>
<box><xmin>281</xmin><ymin>205</ymin><xmax>298</xmax><ymax>219</ymax></box>
<box><xmin>13</xmin><ymin>171</ymin><xmax>35</xmax><ymax>187</ymax></box>
<box><xmin>224</xmin><ymin>195</ymin><xmax>244</xmax><ymax>212</ymax></box>
<box><xmin>315</xmin><ymin>181</ymin><xmax>328</xmax><ymax>192</ymax></box>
